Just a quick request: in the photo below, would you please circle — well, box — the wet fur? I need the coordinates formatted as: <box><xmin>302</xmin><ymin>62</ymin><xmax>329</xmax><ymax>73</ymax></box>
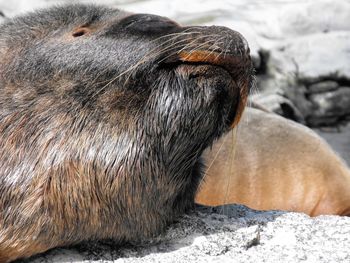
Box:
<box><xmin>0</xmin><ymin>4</ymin><xmax>253</xmax><ymax>262</ymax></box>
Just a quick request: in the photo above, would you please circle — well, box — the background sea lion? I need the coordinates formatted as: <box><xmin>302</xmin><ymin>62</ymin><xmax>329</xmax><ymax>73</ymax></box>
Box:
<box><xmin>196</xmin><ymin>107</ymin><xmax>350</xmax><ymax>216</ymax></box>
<box><xmin>0</xmin><ymin>4</ymin><xmax>253</xmax><ymax>262</ymax></box>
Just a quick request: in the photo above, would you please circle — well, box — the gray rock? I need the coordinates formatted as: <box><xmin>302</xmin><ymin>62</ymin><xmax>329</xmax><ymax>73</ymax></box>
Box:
<box><xmin>252</xmin><ymin>74</ymin><xmax>312</xmax><ymax>123</ymax></box>
<box><xmin>254</xmin><ymin>49</ymin><xmax>270</xmax><ymax>75</ymax></box>
<box><xmin>307</xmin><ymin>115</ymin><xmax>341</xmax><ymax>127</ymax></box>
<box><xmin>306</xmin><ymin>87</ymin><xmax>350</xmax><ymax>126</ymax></box>
<box><xmin>270</xmin><ymin>31</ymin><xmax>350</xmax><ymax>80</ymax></box>
<box><xmin>251</xmin><ymin>92</ymin><xmax>305</xmax><ymax>123</ymax></box>
<box><xmin>309</xmin><ymin>87</ymin><xmax>350</xmax><ymax>116</ymax></box>
<box><xmin>283</xmin><ymin>83</ymin><xmax>313</xmax><ymax>119</ymax></box>
<box><xmin>25</xmin><ymin>205</ymin><xmax>350</xmax><ymax>263</ymax></box>
<box><xmin>308</xmin><ymin>81</ymin><xmax>339</xmax><ymax>94</ymax></box>
<box><xmin>0</xmin><ymin>9</ymin><xmax>5</xmax><ymax>24</ymax></box>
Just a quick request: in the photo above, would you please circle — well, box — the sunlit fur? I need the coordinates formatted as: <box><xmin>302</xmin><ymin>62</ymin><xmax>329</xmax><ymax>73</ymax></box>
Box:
<box><xmin>196</xmin><ymin>107</ymin><xmax>350</xmax><ymax>217</ymax></box>
<box><xmin>0</xmin><ymin>4</ymin><xmax>253</xmax><ymax>262</ymax></box>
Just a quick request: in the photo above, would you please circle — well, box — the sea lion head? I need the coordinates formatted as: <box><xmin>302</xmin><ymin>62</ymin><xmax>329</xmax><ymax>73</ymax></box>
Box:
<box><xmin>0</xmin><ymin>4</ymin><xmax>253</xmax><ymax>144</ymax></box>
<box><xmin>0</xmin><ymin>4</ymin><xmax>253</xmax><ymax>259</ymax></box>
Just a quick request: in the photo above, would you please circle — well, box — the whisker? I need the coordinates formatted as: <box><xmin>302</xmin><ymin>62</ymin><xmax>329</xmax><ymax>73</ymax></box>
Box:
<box><xmin>203</xmin><ymin>37</ymin><xmax>226</xmax><ymax>61</ymax></box>
<box><xmin>157</xmin><ymin>34</ymin><xmax>220</xmax><ymax>64</ymax></box>
<box><xmin>122</xmin><ymin>34</ymin><xmax>220</xmax><ymax>85</ymax></box>
<box><xmin>180</xmin><ymin>38</ymin><xmax>221</xmax><ymax>61</ymax></box>
<box><xmin>91</xmin><ymin>38</ymin><xmax>197</xmax><ymax>97</ymax></box>
<box><xmin>146</xmin><ymin>32</ymin><xmax>202</xmax><ymax>57</ymax></box>
<box><xmin>88</xmin><ymin>33</ymin><xmax>202</xmax><ymax>88</ymax></box>
<box><xmin>122</xmin><ymin>36</ymin><xmax>205</xmax><ymax>84</ymax></box>
<box><xmin>90</xmin><ymin>32</ymin><xmax>225</xmax><ymax>99</ymax></box>
<box><xmin>222</xmin><ymin>125</ymin><xmax>239</xmax><ymax>215</ymax></box>
<box><xmin>199</xmin><ymin>134</ymin><xmax>228</xmax><ymax>189</ymax></box>
<box><xmin>148</xmin><ymin>30</ymin><xmax>201</xmax><ymax>44</ymax></box>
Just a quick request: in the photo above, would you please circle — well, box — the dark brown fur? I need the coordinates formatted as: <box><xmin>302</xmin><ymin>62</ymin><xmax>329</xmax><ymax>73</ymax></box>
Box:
<box><xmin>0</xmin><ymin>4</ymin><xmax>253</xmax><ymax>262</ymax></box>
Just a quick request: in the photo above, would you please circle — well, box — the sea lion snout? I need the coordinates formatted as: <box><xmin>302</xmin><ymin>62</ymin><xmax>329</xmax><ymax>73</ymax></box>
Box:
<box><xmin>161</xmin><ymin>25</ymin><xmax>252</xmax><ymax>71</ymax></box>
<box><xmin>181</xmin><ymin>26</ymin><xmax>250</xmax><ymax>59</ymax></box>
<box><xmin>156</xmin><ymin>25</ymin><xmax>253</xmax><ymax>128</ymax></box>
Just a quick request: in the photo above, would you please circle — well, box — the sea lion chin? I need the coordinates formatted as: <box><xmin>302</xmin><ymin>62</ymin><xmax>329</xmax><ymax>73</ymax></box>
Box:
<box><xmin>0</xmin><ymin>4</ymin><xmax>253</xmax><ymax>262</ymax></box>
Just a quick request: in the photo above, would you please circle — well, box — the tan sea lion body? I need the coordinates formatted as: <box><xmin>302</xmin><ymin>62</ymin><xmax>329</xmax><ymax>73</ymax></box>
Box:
<box><xmin>196</xmin><ymin>108</ymin><xmax>350</xmax><ymax>216</ymax></box>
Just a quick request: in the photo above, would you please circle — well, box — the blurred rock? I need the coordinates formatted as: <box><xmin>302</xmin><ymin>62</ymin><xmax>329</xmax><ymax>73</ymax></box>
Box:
<box><xmin>307</xmin><ymin>87</ymin><xmax>350</xmax><ymax>126</ymax></box>
<box><xmin>0</xmin><ymin>9</ymin><xmax>5</xmax><ymax>23</ymax></box>
<box><xmin>254</xmin><ymin>49</ymin><xmax>270</xmax><ymax>75</ymax></box>
<box><xmin>251</xmin><ymin>93</ymin><xmax>304</xmax><ymax>123</ymax></box>
<box><xmin>308</xmin><ymin>81</ymin><xmax>339</xmax><ymax>94</ymax></box>
<box><xmin>270</xmin><ymin>32</ymin><xmax>350</xmax><ymax>80</ymax></box>
<box><xmin>257</xmin><ymin>0</ymin><xmax>350</xmax><ymax>126</ymax></box>
<box><xmin>283</xmin><ymin>83</ymin><xmax>313</xmax><ymax>119</ymax></box>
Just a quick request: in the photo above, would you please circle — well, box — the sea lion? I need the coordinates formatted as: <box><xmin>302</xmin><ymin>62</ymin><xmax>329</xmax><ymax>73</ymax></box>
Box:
<box><xmin>0</xmin><ymin>4</ymin><xmax>253</xmax><ymax>262</ymax></box>
<box><xmin>196</xmin><ymin>107</ymin><xmax>350</xmax><ymax>216</ymax></box>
